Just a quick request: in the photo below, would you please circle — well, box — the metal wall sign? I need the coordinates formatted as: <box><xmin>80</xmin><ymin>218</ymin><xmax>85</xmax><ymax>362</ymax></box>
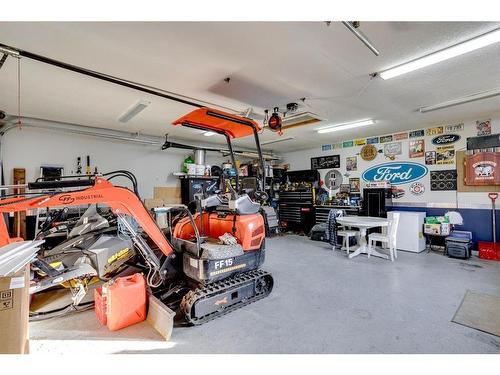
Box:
<box><xmin>409</xmin><ymin>182</ymin><xmax>425</xmax><ymax>195</ymax></box>
<box><xmin>380</xmin><ymin>135</ymin><xmax>393</xmax><ymax>143</ymax></box>
<box><xmin>325</xmin><ymin>169</ymin><xmax>343</xmax><ymax>190</ymax></box>
<box><xmin>362</xmin><ymin>162</ymin><xmax>428</xmax><ymax>185</ymax></box>
<box><xmin>311</xmin><ymin>155</ymin><xmax>340</xmax><ymax>170</ymax></box>
<box><xmin>431</xmin><ymin>134</ymin><xmax>461</xmax><ymax>145</ymax></box>
<box><xmin>360</xmin><ymin>144</ymin><xmax>378</xmax><ymax>161</ymax></box>
<box><xmin>430</xmin><ymin>170</ymin><xmax>457</xmax><ymax>191</ymax></box>
<box><xmin>409</xmin><ymin>129</ymin><xmax>425</xmax><ymax>138</ymax></box>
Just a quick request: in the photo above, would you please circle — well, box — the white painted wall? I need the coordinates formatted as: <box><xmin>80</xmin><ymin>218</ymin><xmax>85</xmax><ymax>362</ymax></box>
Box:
<box><xmin>282</xmin><ymin>117</ymin><xmax>500</xmax><ymax>209</ymax></box>
<box><xmin>1</xmin><ymin>126</ymin><xmax>224</xmax><ymax>198</ymax></box>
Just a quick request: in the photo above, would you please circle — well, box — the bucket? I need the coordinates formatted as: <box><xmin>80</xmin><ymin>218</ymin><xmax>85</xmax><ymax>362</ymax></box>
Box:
<box><xmin>106</xmin><ymin>273</ymin><xmax>147</xmax><ymax>331</ymax></box>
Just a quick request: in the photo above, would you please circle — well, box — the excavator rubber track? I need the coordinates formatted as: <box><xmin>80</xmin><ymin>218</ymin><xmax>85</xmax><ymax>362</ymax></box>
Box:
<box><xmin>180</xmin><ymin>269</ymin><xmax>273</xmax><ymax>325</ymax></box>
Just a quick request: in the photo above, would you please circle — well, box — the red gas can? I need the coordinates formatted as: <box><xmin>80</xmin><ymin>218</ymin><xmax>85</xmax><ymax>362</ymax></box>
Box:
<box><xmin>105</xmin><ymin>273</ymin><xmax>147</xmax><ymax>331</ymax></box>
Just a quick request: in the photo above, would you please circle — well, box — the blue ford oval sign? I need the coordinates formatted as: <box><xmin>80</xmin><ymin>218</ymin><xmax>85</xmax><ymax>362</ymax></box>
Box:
<box><xmin>362</xmin><ymin>162</ymin><xmax>428</xmax><ymax>185</ymax></box>
<box><xmin>432</xmin><ymin>134</ymin><xmax>460</xmax><ymax>145</ymax></box>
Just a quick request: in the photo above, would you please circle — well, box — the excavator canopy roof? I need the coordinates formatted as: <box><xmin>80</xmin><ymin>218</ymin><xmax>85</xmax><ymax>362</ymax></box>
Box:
<box><xmin>172</xmin><ymin>108</ymin><xmax>262</xmax><ymax>139</ymax></box>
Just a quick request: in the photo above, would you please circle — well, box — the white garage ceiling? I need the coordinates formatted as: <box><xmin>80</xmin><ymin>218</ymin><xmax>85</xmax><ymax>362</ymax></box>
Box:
<box><xmin>1</xmin><ymin>21</ymin><xmax>500</xmax><ymax>152</ymax></box>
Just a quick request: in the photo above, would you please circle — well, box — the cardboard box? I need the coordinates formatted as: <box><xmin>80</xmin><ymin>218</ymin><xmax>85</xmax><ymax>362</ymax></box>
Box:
<box><xmin>0</xmin><ymin>264</ymin><xmax>30</xmax><ymax>354</ymax></box>
<box><xmin>424</xmin><ymin>223</ymin><xmax>451</xmax><ymax>236</ymax></box>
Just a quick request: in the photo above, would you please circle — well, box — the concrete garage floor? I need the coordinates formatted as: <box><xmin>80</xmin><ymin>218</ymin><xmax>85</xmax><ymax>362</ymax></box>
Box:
<box><xmin>30</xmin><ymin>235</ymin><xmax>500</xmax><ymax>354</ymax></box>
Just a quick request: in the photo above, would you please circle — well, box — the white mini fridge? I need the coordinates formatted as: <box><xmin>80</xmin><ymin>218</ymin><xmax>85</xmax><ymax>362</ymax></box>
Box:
<box><xmin>387</xmin><ymin>211</ymin><xmax>426</xmax><ymax>253</ymax></box>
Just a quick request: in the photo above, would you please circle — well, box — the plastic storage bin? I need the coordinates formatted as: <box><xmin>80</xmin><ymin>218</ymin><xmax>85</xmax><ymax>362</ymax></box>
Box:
<box><xmin>478</xmin><ymin>241</ymin><xmax>500</xmax><ymax>261</ymax></box>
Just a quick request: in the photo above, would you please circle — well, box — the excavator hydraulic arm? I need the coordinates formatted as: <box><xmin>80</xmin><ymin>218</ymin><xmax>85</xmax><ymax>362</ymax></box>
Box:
<box><xmin>0</xmin><ymin>178</ymin><xmax>174</xmax><ymax>256</ymax></box>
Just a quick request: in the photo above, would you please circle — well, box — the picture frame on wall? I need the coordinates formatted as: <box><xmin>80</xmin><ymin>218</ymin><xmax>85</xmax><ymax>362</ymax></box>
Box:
<box><xmin>409</xmin><ymin>139</ymin><xmax>425</xmax><ymax>158</ymax></box>
<box><xmin>425</xmin><ymin>151</ymin><xmax>436</xmax><ymax>165</ymax></box>
<box><xmin>346</xmin><ymin>156</ymin><xmax>357</xmax><ymax>171</ymax></box>
<box><xmin>349</xmin><ymin>178</ymin><xmax>360</xmax><ymax>193</ymax></box>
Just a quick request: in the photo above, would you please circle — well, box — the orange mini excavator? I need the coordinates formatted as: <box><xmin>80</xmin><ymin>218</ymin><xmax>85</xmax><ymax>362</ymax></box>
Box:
<box><xmin>0</xmin><ymin>108</ymin><xmax>273</xmax><ymax>325</ymax></box>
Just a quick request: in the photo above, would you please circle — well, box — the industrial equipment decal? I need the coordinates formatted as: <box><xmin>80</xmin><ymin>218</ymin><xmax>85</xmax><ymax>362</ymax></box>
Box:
<box><xmin>367</xmin><ymin>137</ymin><xmax>379</xmax><ymax>144</ymax></box>
<box><xmin>384</xmin><ymin>142</ymin><xmax>402</xmax><ymax>159</ymax></box>
<box><xmin>360</xmin><ymin>144</ymin><xmax>378</xmax><ymax>161</ymax></box>
<box><xmin>465</xmin><ymin>152</ymin><xmax>500</xmax><ymax>185</ymax></box>
<box><xmin>362</xmin><ymin>162</ymin><xmax>428</xmax><ymax>185</ymax></box>
<box><xmin>430</xmin><ymin>170</ymin><xmax>457</xmax><ymax>191</ymax></box>
<box><xmin>444</xmin><ymin>123</ymin><xmax>464</xmax><ymax>133</ymax></box>
<box><xmin>409</xmin><ymin>139</ymin><xmax>425</xmax><ymax>158</ymax></box>
<box><xmin>432</xmin><ymin>134</ymin><xmax>460</xmax><ymax>145</ymax></box>
<box><xmin>476</xmin><ymin>119</ymin><xmax>491</xmax><ymax>136</ymax></box>
<box><xmin>409</xmin><ymin>129</ymin><xmax>425</xmax><ymax>138</ymax></box>
<box><xmin>426</xmin><ymin>126</ymin><xmax>443</xmax><ymax>136</ymax></box>
<box><xmin>346</xmin><ymin>157</ymin><xmax>357</xmax><ymax>171</ymax></box>
<box><xmin>343</xmin><ymin>140</ymin><xmax>354</xmax><ymax>148</ymax></box>
<box><xmin>380</xmin><ymin>135</ymin><xmax>393</xmax><ymax>143</ymax></box>
<box><xmin>409</xmin><ymin>182</ymin><xmax>425</xmax><ymax>196</ymax></box>
<box><xmin>436</xmin><ymin>145</ymin><xmax>455</xmax><ymax>164</ymax></box>
<box><xmin>425</xmin><ymin>151</ymin><xmax>436</xmax><ymax>165</ymax></box>
<box><xmin>349</xmin><ymin>178</ymin><xmax>360</xmax><ymax>193</ymax></box>
<box><xmin>394</xmin><ymin>132</ymin><xmax>408</xmax><ymax>140</ymax></box>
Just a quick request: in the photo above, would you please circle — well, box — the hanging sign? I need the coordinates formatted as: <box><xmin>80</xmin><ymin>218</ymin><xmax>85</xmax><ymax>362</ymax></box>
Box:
<box><xmin>432</xmin><ymin>134</ymin><xmax>460</xmax><ymax>145</ymax></box>
<box><xmin>362</xmin><ymin>162</ymin><xmax>428</xmax><ymax>186</ymax></box>
<box><xmin>465</xmin><ymin>152</ymin><xmax>500</xmax><ymax>185</ymax></box>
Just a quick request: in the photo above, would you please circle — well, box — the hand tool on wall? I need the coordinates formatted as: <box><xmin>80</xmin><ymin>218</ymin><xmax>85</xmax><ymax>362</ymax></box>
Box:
<box><xmin>86</xmin><ymin>155</ymin><xmax>91</xmax><ymax>175</ymax></box>
<box><xmin>488</xmin><ymin>192</ymin><xmax>498</xmax><ymax>243</ymax></box>
<box><xmin>76</xmin><ymin>156</ymin><xmax>82</xmax><ymax>175</ymax></box>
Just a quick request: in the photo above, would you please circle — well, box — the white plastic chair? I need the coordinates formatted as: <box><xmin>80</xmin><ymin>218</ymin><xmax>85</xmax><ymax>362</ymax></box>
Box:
<box><xmin>368</xmin><ymin>213</ymin><xmax>400</xmax><ymax>261</ymax></box>
<box><xmin>336</xmin><ymin>228</ymin><xmax>360</xmax><ymax>256</ymax></box>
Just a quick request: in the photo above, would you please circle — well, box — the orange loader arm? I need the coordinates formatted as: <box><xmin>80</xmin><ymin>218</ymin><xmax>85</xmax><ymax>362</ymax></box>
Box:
<box><xmin>0</xmin><ymin>178</ymin><xmax>174</xmax><ymax>256</ymax></box>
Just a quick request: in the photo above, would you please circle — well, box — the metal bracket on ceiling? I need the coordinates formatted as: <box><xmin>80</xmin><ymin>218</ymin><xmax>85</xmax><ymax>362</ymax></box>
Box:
<box><xmin>342</xmin><ymin>21</ymin><xmax>380</xmax><ymax>56</ymax></box>
<box><xmin>0</xmin><ymin>54</ymin><xmax>7</xmax><ymax>70</ymax></box>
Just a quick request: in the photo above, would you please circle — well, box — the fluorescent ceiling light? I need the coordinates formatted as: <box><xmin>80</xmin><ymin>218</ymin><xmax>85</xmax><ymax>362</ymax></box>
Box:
<box><xmin>379</xmin><ymin>28</ymin><xmax>500</xmax><ymax>80</ymax></box>
<box><xmin>261</xmin><ymin>137</ymin><xmax>295</xmax><ymax>146</ymax></box>
<box><xmin>203</xmin><ymin>131</ymin><xmax>216</xmax><ymax>136</ymax></box>
<box><xmin>118</xmin><ymin>100</ymin><xmax>150</xmax><ymax>123</ymax></box>
<box><xmin>419</xmin><ymin>87</ymin><xmax>500</xmax><ymax>113</ymax></box>
<box><xmin>317</xmin><ymin>119</ymin><xmax>375</xmax><ymax>134</ymax></box>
